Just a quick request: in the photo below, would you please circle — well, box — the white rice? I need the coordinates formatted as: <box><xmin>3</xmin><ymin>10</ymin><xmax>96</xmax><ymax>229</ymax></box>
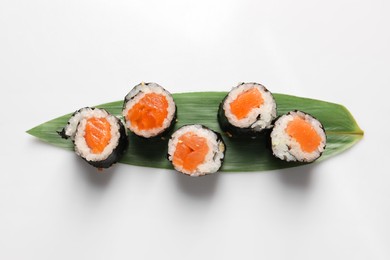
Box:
<box><xmin>63</xmin><ymin>108</ymin><xmax>90</xmax><ymax>140</ymax></box>
<box><xmin>168</xmin><ymin>125</ymin><xmax>225</xmax><ymax>177</ymax></box>
<box><xmin>271</xmin><ymin>111</ymin><xmax>326</xmax><ymax>162</ymax></box>
<box><xmin>66</xmin><ymin>108</ymin><xmax>121</xmax><ymax>162</ymax></box>
<box><xmin>223</xmin><ymin>83</ymin><xmax>277</xmax><ymax>131</ymax></box>
<box><xmin>122</xmin><ymin>82</ymin><xmax>176</xmax><ymax>138</ymax></box>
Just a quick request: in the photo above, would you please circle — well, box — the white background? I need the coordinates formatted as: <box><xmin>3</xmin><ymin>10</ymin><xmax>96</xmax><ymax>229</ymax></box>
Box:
<box><xmin>1</xmin><ymin>1</ymin><xmax>389</xmax><ymax>259</ymax></box>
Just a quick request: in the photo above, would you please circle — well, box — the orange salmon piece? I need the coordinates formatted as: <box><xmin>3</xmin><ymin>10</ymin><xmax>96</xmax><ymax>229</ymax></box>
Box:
<box><xmin>286</xmin><ymin>117</ymin><xmax>322</xmax><ymax>153</ymax></box>
<box><xmin>173</xmin><ymin>132</ymin><xmax>209</xmax><ymax>172</ymax></box>
<box><xmin>127</xmin><ymin>93</ymin><xmax>168</xmax><ymax>130</ymax></box>
<box><xmin>85</xmin><ymin>118</ymin><xmax>112</xmax><ymax>154</ymax></box>
<box><xmin>230</xmin><ymin>88</ymin><xmax>264</xmax><ymax>119</ymax></box>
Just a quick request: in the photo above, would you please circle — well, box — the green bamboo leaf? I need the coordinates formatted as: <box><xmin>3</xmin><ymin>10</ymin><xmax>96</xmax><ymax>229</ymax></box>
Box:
<box><xmin>26</xmin><ymin>92</ymin><xmax>363</xmax><ymax>172</ymax></box>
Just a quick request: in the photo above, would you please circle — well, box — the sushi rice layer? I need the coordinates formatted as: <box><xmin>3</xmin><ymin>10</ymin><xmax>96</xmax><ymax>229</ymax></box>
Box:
<box><xmin>168</xmin><ymin>125</ymin><xmax>225</xmax><ymax>177</ymax></box>
<box><xmin>74</xmin><ymin>111</ymin><xmax>121</xmax><ymax>162</ymax></box>
<box><xmin>123</xmin><ymin>83</ymin><xmax>176</xmax><ymax>138</ymax></box>
<box><xmin>271</xmin><ymin>111</ymin><xmax>326</xmax><ymax>162</ymax></box>
<box><xmin>61</xmin><ymin>107</ymin><xmax>124</xmax><ymax>163</ymax></box>
<box><xmin>223</xmin><ymin>82</ymin><xmax>277</xmax><ymax>131</ymax></box>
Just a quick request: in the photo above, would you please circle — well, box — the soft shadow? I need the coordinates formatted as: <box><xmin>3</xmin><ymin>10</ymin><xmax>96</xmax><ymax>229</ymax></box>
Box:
<box><xmin>276</xmin><ymin>163</ymin><xmax>316</xmax><ymax>189</ymax></box>
<box><xmin>175</xmin><ymin>171</ymin><xmax>220</xmax><ymax>198</ymax></box>
<box><xmin>73</xmin><ymin>156</ymin><xmax>116</xmax><ymax>188</ymax></box>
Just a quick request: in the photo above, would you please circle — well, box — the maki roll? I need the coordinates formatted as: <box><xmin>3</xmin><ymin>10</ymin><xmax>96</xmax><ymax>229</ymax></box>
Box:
<box><xmin>271</xmin><ymin>111</ymin><xmax>326</xmax><ymax>162</ymax></box>
<box><xmin>122</xmin><ymin>82</ymin><xmax>177</xmax><ymax>138</ymax></box>
<box><xmin>167</xmin><ymin>125</ymin><xmax>226</xmax><ymax>177</ymax></box>
<box><xmin>218</xmin><ymin>82</ymin><xmax>277</xmax><ymax>137</ymax></box>
<box><xmin>58</xmin><ymin>107</ymin><xmax>128</xmax><ymax>168</ymax></box>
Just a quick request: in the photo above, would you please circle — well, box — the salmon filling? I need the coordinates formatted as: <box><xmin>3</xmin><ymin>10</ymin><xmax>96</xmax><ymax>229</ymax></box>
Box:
<box><xmin>173</xmin><ymin>132</ymin><xmax>209</xmax><ymax>172</ymax></box>
<box><xmin>230</xmin><ymin>88</ymin><xmax>264</xmax><ymax>119</ymax></box>
<box><xmin>127</xmin><ymin>93</ymin><xmax>168</xmax><ymax>130</ymax></box>
<box><xmin>286</xmin><ymin>117</ymin><xmax>322</xmax><ymax>153</ymax></box>
<box><xmin>85</xmin><ymin>118</ymin><xmax>112</xmax><ymax>154</ymax></box>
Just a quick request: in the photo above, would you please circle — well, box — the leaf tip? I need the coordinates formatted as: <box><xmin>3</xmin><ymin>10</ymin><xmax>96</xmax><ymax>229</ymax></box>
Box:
<box><xmin>26</xmin><ymin>127</ymin><xmax>36</xmax><ymax>136</ymax></box>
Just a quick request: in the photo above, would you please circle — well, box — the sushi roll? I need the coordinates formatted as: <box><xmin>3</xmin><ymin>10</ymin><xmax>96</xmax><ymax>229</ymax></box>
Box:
<box><xmin>167</xmin><ymin>125</ymin><xmax>226</xmax><ymax>176</ymax></box>
<box><xmin>58</xmin><ymin>107</ymin><xmax>128</xmax><ymax>168</ymax></box>
<box><xmin>122</xmin><ymin>82</ymin><xmax>177</xmax><ymax>138</ymax></box>
<box><xmin>218</xmin><ymin>82</ymin><xmax>277</xmax><ymax>137</ymax></box>
<box><xmin>270</xmin><ymin>111</ymin><xmax>326</xmax><ymax>162</ymax></box>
